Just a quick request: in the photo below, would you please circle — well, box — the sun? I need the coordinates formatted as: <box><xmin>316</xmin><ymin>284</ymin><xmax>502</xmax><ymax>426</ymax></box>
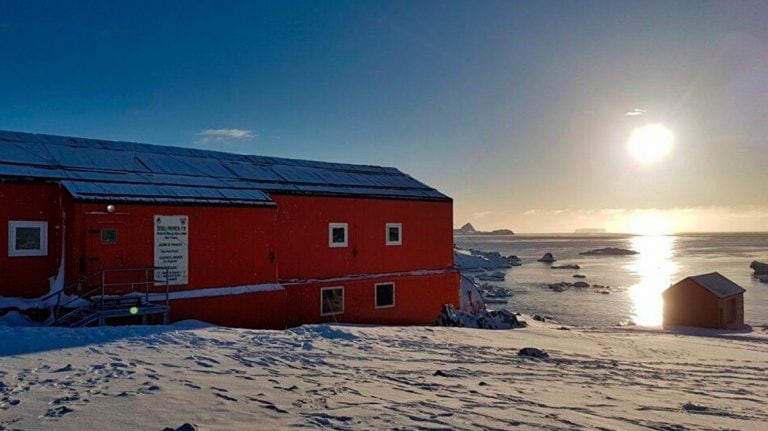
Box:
<box><xmin>627</xmin><ymin>124</ymin><xmax>674</xmax><ymax>164</ymax></box>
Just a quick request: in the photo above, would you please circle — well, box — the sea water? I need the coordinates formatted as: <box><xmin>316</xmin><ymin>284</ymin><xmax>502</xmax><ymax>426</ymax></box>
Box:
<box><xmin>454</xmin><ymin>233</ymin><xmax>768</xmax><ymax>327</ymax></box>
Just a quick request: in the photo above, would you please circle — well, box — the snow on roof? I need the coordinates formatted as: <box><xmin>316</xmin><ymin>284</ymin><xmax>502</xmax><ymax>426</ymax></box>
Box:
<box><xmin>673</xmin><ymin>272</ymin><xmax>746</xmax><ymax>298</ymax></box>
<box><xmin>0</xmin><ymin>130</ymin><xmax>450</xmax><ymax>204</ymax></box>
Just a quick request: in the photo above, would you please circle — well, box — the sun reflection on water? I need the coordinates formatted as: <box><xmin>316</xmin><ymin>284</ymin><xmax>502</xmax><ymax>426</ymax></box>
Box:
<box><xmin>626</xmin><ymin>235</ymin><xmax>678</xmax><ymax>327</ymax></box>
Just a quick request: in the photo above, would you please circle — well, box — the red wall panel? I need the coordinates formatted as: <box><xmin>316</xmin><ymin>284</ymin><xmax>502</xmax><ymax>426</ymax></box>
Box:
<box><xmin>169</xmin><ymin>290</ymin><xmax>287</xmax><ymax>329</ymax></box>
<box><xmin>73</xmin><ymin>203</ymin><xmax>278</xmax><ymax>290</ymax></box>
<box><xmin>2</xmin><ymin>183</ymin><xmax>459</xmax><ymax>330</ymax></box>
<box><xmin>273</xmin><ymin>195</ymin><xmax>454</xmax><ymax>280</ymax></box>
<box><xmin>285</xmin><ymin>271</ymin><xmax>460</xmax><ymax>327</ymax></box>
<box><xmin>0</xmin><ymin>183</ymin><xmax>67</xmax><ymax>298</ymax></box>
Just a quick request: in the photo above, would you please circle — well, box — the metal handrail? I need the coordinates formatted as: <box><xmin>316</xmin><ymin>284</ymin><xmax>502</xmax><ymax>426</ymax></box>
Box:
<box><xmin>49</xmin><ymin>266</ymin><xmax>171</xmax><ymax>324</ymax></box>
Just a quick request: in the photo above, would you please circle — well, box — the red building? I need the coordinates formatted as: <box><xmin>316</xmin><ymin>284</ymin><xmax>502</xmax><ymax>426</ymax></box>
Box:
<box><xmin>662</xmin><ymin>272</ymin><xmax>745</xmax><ymax>330</ymax></box>
<box><xmin>0</xmin><ymin>130</ymin><xmax>459</xmax><ymax>328</ymax></box>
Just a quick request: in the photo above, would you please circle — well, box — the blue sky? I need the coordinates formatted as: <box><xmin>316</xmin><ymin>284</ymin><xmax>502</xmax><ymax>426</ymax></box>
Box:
<box><xmin>1</xmin><ymin>1</ymin><xmax>767</xmax><ymax>232</ymax></box>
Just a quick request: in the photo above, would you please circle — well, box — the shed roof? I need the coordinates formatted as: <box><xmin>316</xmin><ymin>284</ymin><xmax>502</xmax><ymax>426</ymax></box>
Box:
<box><xmin>669</xmin><ymin>272</ymin><xmax>746</xmax><ymax>299</ymax></box>
<box><xmin>0</xmin><ymin>130</ymin><xmax>450</xmax><ymax>204</ymax></box>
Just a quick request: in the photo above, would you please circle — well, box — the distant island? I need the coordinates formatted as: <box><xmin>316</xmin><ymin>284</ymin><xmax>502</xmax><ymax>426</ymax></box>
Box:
<box><xmin>453</xmin><ymin>222</ymin><xmax>515</xmax><ymax>236</ymax></box>
<box><xmin>574</xmin><ymin>228</ymin><xmax>607</xmax><ymax>234</ymax></box>
<box><xmin>580</xmin><ymin>247</ymin><xmax>638</xmax><ymax>256</ymax></box>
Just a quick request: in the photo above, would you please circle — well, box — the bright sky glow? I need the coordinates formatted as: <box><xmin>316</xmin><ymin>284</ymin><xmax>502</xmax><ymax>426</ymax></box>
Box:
<box><xmin>628</xmin><ymin>124</ymin><xmax>674</xmax><ymax>165</ymax></box>
<box><xmin>626</xmin><ymin>211</ymin><xmax>674</xmax><ymax>236</ymax></box>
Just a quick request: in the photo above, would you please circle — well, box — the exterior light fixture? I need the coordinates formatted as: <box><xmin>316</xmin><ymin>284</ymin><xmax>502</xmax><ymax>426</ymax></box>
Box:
<box><xmin>106</xmin><ymin>204</ymin><xmax>116</xmax><ymax>213</ymax></box>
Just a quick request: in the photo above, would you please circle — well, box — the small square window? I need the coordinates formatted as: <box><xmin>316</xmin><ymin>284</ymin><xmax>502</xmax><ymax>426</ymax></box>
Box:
<box><xmin>101</xmin><ymin>229</ymin><xmax>118</xmax><ymax>245</ymax></box>
<box><xmin>375</xmin><ymin>283</ymin><xmax>395</xmax><ymax>308</ymax></box>
<box><xmin>386</xmin><ymin>223</ymin><xmax>402</xmax><ymax>246</ymax></box>
<box><xmin>321</xmin><ymin>287</ymin><xmax>344</xmax><ymax>316</ymax></box>
<box><xmin>328</xmin><ymin>223</ymin><xmax>348</xmax><ymax>247</ymax></box>
<box><xmin>8</xmin><ymin>221</ymin><xmax>48</xmax><ymax>257</ymax></box>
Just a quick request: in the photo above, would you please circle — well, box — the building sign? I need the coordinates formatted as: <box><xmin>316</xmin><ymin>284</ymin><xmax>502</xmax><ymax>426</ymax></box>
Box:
<box><xmin>154</xmin><ymin>215</ymin><xmax>189</xmax><ymax>286</ymax></box>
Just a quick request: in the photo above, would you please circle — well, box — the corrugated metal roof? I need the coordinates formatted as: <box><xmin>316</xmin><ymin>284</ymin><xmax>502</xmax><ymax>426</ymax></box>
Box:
<box><xmin>678</xmin><ymin>272</ymin><xmax>746</xmax><ymax>298</ymax></box>
<box><xmin>0</xmin><ymin>130</ymin><xmax>450</xmax><ymax>203</ymax></box>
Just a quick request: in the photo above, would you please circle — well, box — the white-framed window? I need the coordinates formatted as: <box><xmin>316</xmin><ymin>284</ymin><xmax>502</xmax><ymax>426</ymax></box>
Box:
<box><xmin>328</xmin><ymin>223</ymin><xmax>348</xmax><ymax>247</ymax></box>
<box><xmin>8</xmin><ymin>221</ymin><xmax>48</xmax><ymax>257</ymax></box>
<box><xmin>386</xmin><ymin>223</ymin><xmax>402</xmax><ymax>246</ymax></box>
<box><xmin>320</xmin><ymin>286</ymin><xmax>345</xmax><ymax>316</ymax></box>
<box><xmin>375</xmin><ymin>282</ymin><xmax>395</xmax><ymax>309</ymax></box>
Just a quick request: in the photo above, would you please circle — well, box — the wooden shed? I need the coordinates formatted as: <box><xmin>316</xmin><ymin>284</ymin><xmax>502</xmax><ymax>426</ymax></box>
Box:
<box><xmin>662</xmin><ymin>272</ymin><xmax>745</xmax><ymax>329</ymax></box>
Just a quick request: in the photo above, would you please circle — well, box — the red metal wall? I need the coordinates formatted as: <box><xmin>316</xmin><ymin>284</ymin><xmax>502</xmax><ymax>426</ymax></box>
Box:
<box><xmin>272</xmin><ymin>194</ymin><xmax>454</xmax><ymax>280</ymax></box>
<box><xmin>284</xmin><ymin>271</ymin><xmax>460</xmax><ymax>327</ymax></box>
<box><xmin>663</xmin><ymin>280</ymin><xmax>721</xmax><ymax>328</ymax></box>
<box><xmin>70</xmin><ymin>203</ymin><xmax>278</xmax><ymax>290</ymax></box>
<box><xmin>169</xmin><ymin>290</ymin><xmax>287</xmax><ymax>329</ymax></box>
<box><xmin>0</xmin><ymin>183</ymin><xmax>70</xmax><ymax>298</ymax></box>
<box><xmin>2</xmin><ymin>183</ymin><xmax>459</xmax><ymax>330</ymax></box>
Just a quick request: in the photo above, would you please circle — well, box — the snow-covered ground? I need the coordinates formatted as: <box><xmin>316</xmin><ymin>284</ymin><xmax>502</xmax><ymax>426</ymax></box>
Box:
<box><xmin>1</xmin><ymin>321</ymin><xmax>767</xmax><ymax>430</ymax></box>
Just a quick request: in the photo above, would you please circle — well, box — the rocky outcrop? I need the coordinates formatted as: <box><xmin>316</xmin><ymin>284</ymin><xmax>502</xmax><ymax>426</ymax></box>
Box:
<box><xmin>547</xmin><ymin>281</ymin><xmax>611</xmax><ymax>293</ymax></box>
<box><xmin>538</xmin><ymin>253</ymin><xmax>557</xmax><ymax>263</ymax></box>
<box><xmin>750</xmin><ymin>261</ymin><xmax>768</xmax><ymax>276</ymax></box>
<box><xmin>454</xmin><ymin>248</ymin><xmax>521</xmax><ymax>271</ymax></box>
<box><xmin>456</xmin><ymin>223</ymin><xmax>477</xmax><ymax>234</ymax></box>
<box><xmin>552</xmin><ymin>264</ymin><xmax>580</xmax><ymax>270</ymax></box>
<box><xmin>453</xmin><ymin>223</ymin><xmax>515</xmax><ymax>235</ymax></box>
<box><xmin>580</xmin><ymin>247</ymin><xmax>638</xmax><ymax>256</ymax></box>
<box><xmin>476</xmin><ymin>271</ymin><xmax>505</xmax><ymax>282</ymax></box>
<box><xmin>435</xmin><ymin>304</ymin><xmax>526</xmax><ymax>329</ymax></box>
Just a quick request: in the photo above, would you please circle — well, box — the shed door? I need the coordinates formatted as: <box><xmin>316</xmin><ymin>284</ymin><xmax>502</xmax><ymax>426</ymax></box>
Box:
<box><xmin>85</xmin><ymin>216</ymin><xmax>128</xmax><ymax>276</ymax></box>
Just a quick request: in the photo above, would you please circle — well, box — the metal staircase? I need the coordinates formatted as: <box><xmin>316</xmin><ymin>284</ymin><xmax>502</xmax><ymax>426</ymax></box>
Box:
<box><xmin>46</xmin><ymin>267</ymin><xmax>171</xmax><ymax>327</ymax></box>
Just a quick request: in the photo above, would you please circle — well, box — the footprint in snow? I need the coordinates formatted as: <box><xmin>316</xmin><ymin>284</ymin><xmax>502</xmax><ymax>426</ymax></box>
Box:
<box><xmin>274</xmin><ymin>385</ymin><xmax>298</xmax><ymax>392</ymax></box>
<box><xmin>42</xmin><ymin>406</ymin><xmax>74</xmax><ymax>418</ymax></box>
<box><xmin>306</xmin><ymin>413</ymin><xmax>353</xmax><ymax>427</ymax></box>
<box><xmin>139</xmin><ymin>382</ymin><xmax>161</xmax><ymax>393</ymax></box>
<box><xmin>1</xmin><ymin>399</ymin><xmax>21</xmax><ymax>408</ymax></box>
<box><xmin>50</xmin><ymin>394</ymin><xmax>82</xmax><ymax>405</ymax></box>
<box><xmin>247</xmin><ymin>397</ymin><xmax>289</xmax><ymax>414</ymax></box>
<box><xmin>214</xmin><ymin>392</ymin><xmax>238</xmax><ymax>402</ymax></box>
